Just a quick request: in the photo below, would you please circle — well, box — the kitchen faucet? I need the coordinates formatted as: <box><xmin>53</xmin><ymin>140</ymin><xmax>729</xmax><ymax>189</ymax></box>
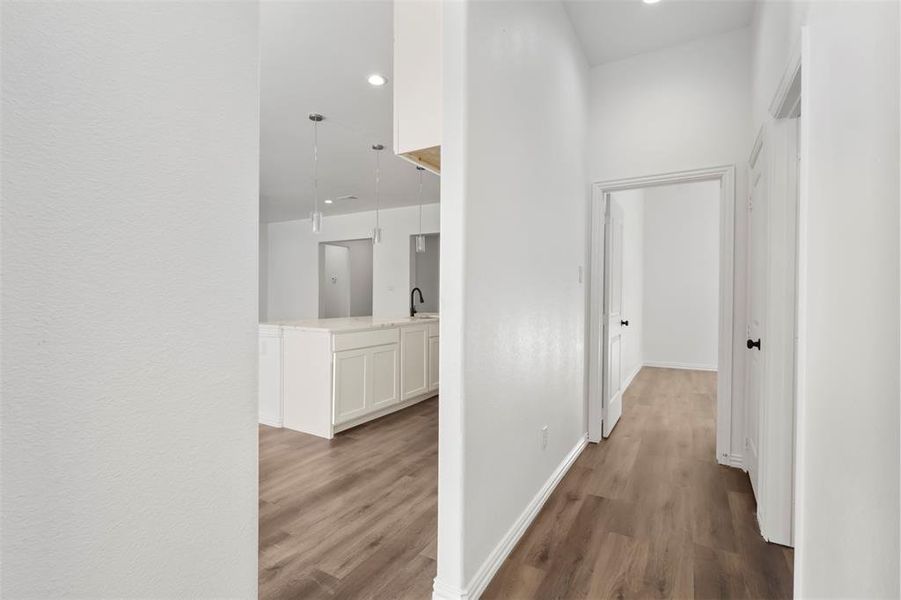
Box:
<box><xmin>410</xmin><ymin>287</ymin><xmax>424</xmax><ymax>318</ymax></box>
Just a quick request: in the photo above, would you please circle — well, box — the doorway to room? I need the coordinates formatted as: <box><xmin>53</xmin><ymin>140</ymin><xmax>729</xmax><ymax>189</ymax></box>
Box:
<box><xmin>588</xmin><ymin>166</ymin><xmax>736</xmax><ymax>455</ymax></box>
<box><xmin>318</xmin><ymin>238</ymin><xmax>374</xmax><ymax>318</ymax></box>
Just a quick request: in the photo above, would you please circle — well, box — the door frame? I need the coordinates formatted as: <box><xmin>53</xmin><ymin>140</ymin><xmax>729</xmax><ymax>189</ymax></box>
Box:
<box><xmin>587</xmin><ymin>165</ymin><xmax>736</xmax><ymax>467</ymax></box>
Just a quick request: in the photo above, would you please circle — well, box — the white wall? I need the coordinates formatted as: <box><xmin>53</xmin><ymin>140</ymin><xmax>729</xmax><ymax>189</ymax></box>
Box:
<box><xmin>752</xmin><ymin>1</ymin><xmax>900</xmax><ymax>596</ymax></box>
<box><xmin>439</xmin><ymin>0</ymin><xmax>589</xmax><ymax>593</ymax></box>
<box><xmin>643</xmin><ymin>181</ymin><xmax>720</xmax><ymax>370</ymax></box>
<box><xmin>264</xmin><ymin>203</ymin><xmax>439</xmax><ymax>321</ymax></box>
<box><xmin>260</xmin><ymin>222</ymin><xmax>269</xmax><ymax>321</ymax></box>
<box><xmin>611</xmin><ymin>190</ymin><xmax>645</xmax><ymax>384</ymax></box>
<box><xmin>1</xmin><ymin>3</ymin><xmax>259</xmax><ymax>597</ymax></box>
<box><xmin>588</xmin><ymin>27</ymin><xmax>751</xmax><ymax>459</ymax></box>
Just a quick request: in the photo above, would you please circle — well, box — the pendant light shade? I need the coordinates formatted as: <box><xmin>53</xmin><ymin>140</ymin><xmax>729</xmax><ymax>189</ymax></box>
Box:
<box><xmin>371</xmin><ymin>144</ymin><xmax>384</xmax><ymax>244</ymax></box>
<box><xmin>415</xmin><ymin>166</ymin><xmax>426</xmax><ymax>253</ymax></box>
<box><xmin>309</xmin><ymin>113</ymin><xmax>324</xmax><ymax>233</ymax></box>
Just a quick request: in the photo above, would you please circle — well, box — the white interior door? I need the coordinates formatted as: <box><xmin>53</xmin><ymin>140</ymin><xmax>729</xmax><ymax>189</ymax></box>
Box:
<box><xmin>603</xmin><ymin>196</ymin><xmax>625</xmax><ymax>438</ymax></box>
<box><xmin>746</xmin><ymin>144</ymin><xmax>768</xmax><ymax>497</ymax></box>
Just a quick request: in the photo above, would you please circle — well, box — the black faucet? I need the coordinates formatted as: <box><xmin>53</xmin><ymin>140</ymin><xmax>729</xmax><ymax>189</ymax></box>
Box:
<box><xmin>410</xmin><ymin>287</ymin><xmax>424</xmax><ymax>318</ymax></box>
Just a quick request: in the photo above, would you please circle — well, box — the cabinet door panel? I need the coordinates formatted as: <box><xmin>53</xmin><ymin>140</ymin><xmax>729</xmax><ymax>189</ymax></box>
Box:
<box><xmin>428</xmin><ymin>337</ymin><xmax>439</xmax><ymax>391</ymax></box>
<box><xmin>402</xmin><ymin>326</ymin><xmax>428</xmax><ymax>400</ymax></box>
<box><xmin>371</xmin><ymin>344</ymin><xmax>400</xmax><ymax>410</ymax></box>
<box><xmin>333</xmin><ymin>349</ymin><xmax>368</xmax><ymax>424</ymax></box>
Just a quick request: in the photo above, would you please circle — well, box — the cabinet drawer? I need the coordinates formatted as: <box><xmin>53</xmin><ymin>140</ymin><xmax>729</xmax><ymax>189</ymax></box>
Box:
<box><xmin>333</xmin><ymin>328</ymin><xmax>400</xmax><ymax>352</ymax></box>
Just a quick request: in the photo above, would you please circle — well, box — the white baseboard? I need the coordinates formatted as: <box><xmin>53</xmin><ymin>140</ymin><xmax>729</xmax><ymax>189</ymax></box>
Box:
<box><xmin>258</xmin><ymin>414</ymin><xmax>282</xmax><ymax>428</ymax></box>
<box><xmin>432</xmin><ymin>435</ymin><xmax>589</xmax><ymax>600</ymax></box>
<box><xmin>642</xmin><ymin>361</ymin><xmax>717</xmax><ymax>372</ymax></box>
<box><xmin>718</xmin><ymin>452</ymin><xmax>744</xmax><ymax>470</ymax></box>
<box><xmin>432</xmin><ymin>580</ymin><xmax>467</xmax><ymax>600</ymax></box>
<box><xmin>622</xmin><ymin>364</ymin><xmax>642</xmax><ymax>393</ymax></box>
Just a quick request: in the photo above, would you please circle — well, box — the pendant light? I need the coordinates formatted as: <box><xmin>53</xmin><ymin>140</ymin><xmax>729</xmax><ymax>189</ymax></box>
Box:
<box><xmin>414</xmin><ymin>166</ymin><xmax>426</xmax><ymax>253</ymax></box>
<box><xmin>309</xmin><ymin>113</ymin><xmax>324</xmax><ymax>233</ymax></box>
<box><xmin>371</xmin><ymin>144</ymin><xmax>384</xmax><ymax>243</ymax></box>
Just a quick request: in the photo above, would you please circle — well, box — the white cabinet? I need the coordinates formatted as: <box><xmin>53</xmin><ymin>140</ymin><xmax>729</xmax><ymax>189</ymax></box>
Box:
<box><xmin>264</xmin><ymin>319</ymin><xmax>437</xmax><ymax>439</ymax></box>
<box><xmin>333</xmin><ymin>343</ymin><xmax>400</xmax><ymax>424</ymax></box>
<box><xmin>428</xmin><ymin>336</ymin><xmax>439</xmax><ymax>391</ymax></box>
<box><xmin>402</xmin><ymin>326</ymin><xmax>429</xmax><ymax>400</ymax></box>
<box><xmin>393</xmin><ymin>0</ymin><xmax>441</xmax><ymax>174</ymax></box>
<box><xmin>258</xmin><ymin>325</ymin><xmax>283</xmax><ymax>427</ymax></box>
<box><xmin>370</xmin><ymin>344</ymin><xmax>400</xmax><ymax>410</ymax></box>
<box><xmin>333</xmin><ymin>348</ymin><xmax>370</xmax><ymax>424</ymax></box>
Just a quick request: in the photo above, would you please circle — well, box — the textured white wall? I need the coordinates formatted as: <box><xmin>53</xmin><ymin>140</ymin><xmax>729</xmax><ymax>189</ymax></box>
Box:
<box><xmin>439</xmin><ymin>0</ymin><xmax>589</xmax><ymax>591</ymax></box>
<box><xmin>1</xmin><ymin>3</ymin><xmax>260</xmax><ymax>597</ymax></box>
<box><xmin>642</xmin><ymin>181</ymin><xmax>720</xmax><ymax>370</ymax></box>
<box><xmin>752</xmin><ymin>1</ymin><xmax>900</xmax><ymax>596</ymax></box>
<box><xmin>588</xmin><ymin>27</ymin><xmax>751</xmax><ymax>459</ymax></box>
<box><xmin>265</xmin><ymin>203</ymin><xmax>439</xmax><ymax>321</ymax></box>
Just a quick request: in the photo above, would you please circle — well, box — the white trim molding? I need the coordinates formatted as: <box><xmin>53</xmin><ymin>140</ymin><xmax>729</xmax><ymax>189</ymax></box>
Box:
<box><xmin>258</xmin><ymin>414</ymin><xmax>282</xmax><ymax>428</ymax></box>
<box><xmin>726</xmin><ymin>453</ymin><xmax>744</xmax><ymax>470</ymax></box>
<box><xmin>432</xmin><ymin>435</ymin><xmax>588</xmax><ymax>600</ymax></box>
<box><xmin>588</xmin><ymin>165</ymin><xmax>736</xmax><ymax>468</ymax></box>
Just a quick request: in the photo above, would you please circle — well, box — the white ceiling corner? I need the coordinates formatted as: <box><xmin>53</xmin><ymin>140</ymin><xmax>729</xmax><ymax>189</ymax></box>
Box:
<box><xmin>562</xmin><ymin>0</ymin><xmax>755</xmax><ymax>66</ymax></box>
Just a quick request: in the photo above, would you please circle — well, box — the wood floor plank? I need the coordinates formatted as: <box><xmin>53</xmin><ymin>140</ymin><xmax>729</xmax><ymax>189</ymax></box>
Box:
<box><xmin>485</xmin><ymin>367</ymin><xmax>794</xmax><ymax>599</ymax></box>
<box><xmin>261</xmin><ymin>367</ymin><xmax>793</xmax><ymax>599</ymax></box>
<box><xmin>259</xmin><ymin>397</ymin><xmax>438</xmax><ymax>600</ymax></box>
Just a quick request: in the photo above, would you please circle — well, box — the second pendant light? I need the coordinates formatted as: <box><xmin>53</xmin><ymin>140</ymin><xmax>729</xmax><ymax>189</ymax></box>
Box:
<box><xmin>371</xmin><ymin>144</ymin><xmax>384</xmax><ymax>243</ymax></box>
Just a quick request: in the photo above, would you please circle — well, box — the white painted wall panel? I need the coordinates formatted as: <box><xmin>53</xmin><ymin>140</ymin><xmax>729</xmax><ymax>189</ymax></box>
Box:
<box><xmin>439</xmin><ymin>0</ymin><xmax>589</xmax><ymax>591</ymax></box>
<box><xmin>1</xmin><ymin>3</ymin><xmax>259</xmax><ymax>596</ymax></box>
<box><xmin>642</xmin><ymin>181</ymin><xmax>720</xmax><ymax>370</ymax></box>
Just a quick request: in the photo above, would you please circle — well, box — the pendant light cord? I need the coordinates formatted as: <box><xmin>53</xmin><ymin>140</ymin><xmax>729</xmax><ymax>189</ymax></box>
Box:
<box><xmin>418</xmin><ymin>168</ymin><xmax>424</xmax><ymax>235</ymax></box>
<box><xmin>375</xmin><ymin>147</ymin><xmax>381</xmax><ymax>229</ymax></box>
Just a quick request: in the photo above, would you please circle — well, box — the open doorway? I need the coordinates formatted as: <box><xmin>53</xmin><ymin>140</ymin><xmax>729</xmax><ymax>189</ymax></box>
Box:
<box><xmin>588</xmin><ymin>166</ymin><xmax>736</xmax><ymax>455</ymax></box>
<box><xmin>318</xmin><ymin>239</ymin><xmax>374</xmax><ymax>318</ymax></box>
<box><xmin>596</xmin><ymin>181</ymin><xmax>721</xmax><ymax>438</ymax></box>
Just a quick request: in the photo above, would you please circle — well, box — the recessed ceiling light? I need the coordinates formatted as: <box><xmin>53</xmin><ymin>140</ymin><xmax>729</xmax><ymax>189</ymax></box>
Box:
<box><xmin>367</xmin><ymin>73</ymin><xmax>387</xmax><ymax>87</ymax></box>
<box><xmin>324</xmin><ymin>199</ymin><xmax>333</xmax><ymax>204</ymax></box>
<box><xmin>643</xmin><ymin>0</ymin><xmax>661</xmax><ymax>4</ymax></box>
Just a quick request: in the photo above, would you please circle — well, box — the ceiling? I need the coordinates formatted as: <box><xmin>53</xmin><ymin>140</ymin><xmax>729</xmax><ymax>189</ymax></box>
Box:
<box><xmin>260</xmin><ymin>1</ymin><xmax>439</xmax><ymax>223</ymax></box>
<box><xmin>563</xmin><ymin>0</ymin><xmax>755</xmax><ymax>66</ymax></box>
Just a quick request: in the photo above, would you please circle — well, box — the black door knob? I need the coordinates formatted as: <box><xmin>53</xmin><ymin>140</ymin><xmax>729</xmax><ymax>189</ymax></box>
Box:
<box><xmin>620</xmin><ymin>320</ymin><xmax>629</xmax><ymax>326</ymax></box>
<box><xmin>746</xmin><ymin>338</ymin><xmax>761</xmax><ymax>350</ymax></box>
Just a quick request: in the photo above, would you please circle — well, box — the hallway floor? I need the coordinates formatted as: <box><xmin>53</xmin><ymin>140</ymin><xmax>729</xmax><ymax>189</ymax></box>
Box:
<box><xmin>484</xmin><ymin>367</ymin><xmax>794</xmax><ymax>599</ymax></box>
<box><xmin>258</xmin><ymin>398</ymin><xmax>438</xmax><ymax>599</ymax></box>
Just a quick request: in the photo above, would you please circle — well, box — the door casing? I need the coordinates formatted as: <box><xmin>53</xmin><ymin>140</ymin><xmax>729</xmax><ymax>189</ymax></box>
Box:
<box><xmin>587</xmin><ymin>166</ymin><xmax>736</xmax><ymax>467</ymax></box>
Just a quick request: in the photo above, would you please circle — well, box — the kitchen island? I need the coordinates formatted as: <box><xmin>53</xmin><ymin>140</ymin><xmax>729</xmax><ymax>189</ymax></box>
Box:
<box><xmin>258</xmin><ymin>316</ymin><xmax>438</xmax><ymax>438</ymax></box>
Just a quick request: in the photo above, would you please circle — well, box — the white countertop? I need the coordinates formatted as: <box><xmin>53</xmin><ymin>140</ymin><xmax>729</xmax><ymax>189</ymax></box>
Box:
<box><xmin>261</xmin><ymin>315</ymin><xmax>438</xmax><ymax>333</ymax></box>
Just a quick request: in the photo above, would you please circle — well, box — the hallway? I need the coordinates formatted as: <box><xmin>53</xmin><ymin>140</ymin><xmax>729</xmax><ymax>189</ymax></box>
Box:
<box><xmin>484</xmin><ymin>368</ymin><xmax>793</xmax><ymax>599</ymax></box>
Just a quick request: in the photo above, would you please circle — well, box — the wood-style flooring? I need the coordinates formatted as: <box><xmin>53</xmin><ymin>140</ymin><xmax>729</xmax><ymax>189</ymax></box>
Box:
<box><xmin>259</xmin><ymin>367</ymin><xmax>793</xmax><ymax>599</ymax></box>
<box><xmin>484</xmin><ymin>367</ymin><xmax>794</xmax><ymax>600</ymax></box>
<box><xmin>259</xmin><ymin>398</ymin><xmax>438</xmax><ymax>599</ymax></box>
